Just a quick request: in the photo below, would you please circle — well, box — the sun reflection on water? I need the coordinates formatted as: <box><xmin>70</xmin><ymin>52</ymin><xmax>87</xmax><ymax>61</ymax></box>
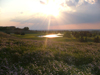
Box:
<box><xmin>39</xmin><ymin>33</ymin><xmax>63</xmax><ymax>38</ymax></box>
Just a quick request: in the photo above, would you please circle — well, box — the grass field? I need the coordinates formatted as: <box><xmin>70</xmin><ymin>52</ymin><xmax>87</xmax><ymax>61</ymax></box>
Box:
<box><xmin>0</xmin><ymin>32</ymin><xmax>100</xmax><ymax>75</ymax></box>
<box><xmin>11</xmin><ymin>33</ymin><xmax>79</xmax><ymax>42</ymax></box>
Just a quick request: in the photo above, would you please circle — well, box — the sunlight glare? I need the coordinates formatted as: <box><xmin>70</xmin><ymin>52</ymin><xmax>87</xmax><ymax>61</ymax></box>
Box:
<box><xmin>45</xmin><ymin>34</ymin><xmax>57</xmax><ymax>38</ymax></box>
<box><xmin>41</xmin><ymin>0</ymin><xmax>60</xmax><ymax>17</ymax></box>
<box><xmin>39</xmin><ymin>34</ymin><xmax>63</xmax><ymax>38</ymax></box>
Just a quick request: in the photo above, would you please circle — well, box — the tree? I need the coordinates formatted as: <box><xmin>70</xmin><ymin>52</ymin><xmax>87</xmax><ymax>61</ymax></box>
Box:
<box><xmin>21</xmin><ymin>32</ymin><xmax>25</xmax><ymax>35</ymax></box>
<box><xmin>79</xmin><ymin>36</ymin><xmax>88</xmax><ymax>42</ymax></box>
<box><xmin>84</xmin><ymin>37</ymin><xmax>88</xmax><ymax>42</ymax></box>
<box><xmin>63</xmin><ymin>31</ymin><xmax>72</xmax><ymax>38</ymax></box>
<box><xmin>80</xmin><ymin>36</ymin><xmax>84</xmax><ymax>42</ymax></box>
<box><xmin>23</xmin><ymin>27</ymin><xmax>29</xmax><ymax>30</ymax></box>
<box><xmin>14</xmin><ymin>32</ymin><xmax>20</xmax><ymax>35</ymax></box>
<box><xmin>94</xmin><ymin>36</ymin><xmax>100</xmax><ymax>43</ymax></box>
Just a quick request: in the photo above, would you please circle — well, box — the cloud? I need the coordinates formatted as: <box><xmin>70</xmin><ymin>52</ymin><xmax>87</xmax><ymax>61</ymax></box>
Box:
<box><xmin>66</xmin><ymin>1</ymin><xmax>76</xmax><ymax>6</ymax></box>
<box><xmin>11</xmin><ymin>10</ymin><xmax>100</xmax><ymax>27</ymax></box>
<box><xmin>86</xmin><ymin>0</ymin><xmax>96</xmax><ymax>4</ymax></box>
<box><xmin>20</xmin><ymin>12</ymin><xmax>23</xmax><ymax>14</ymax></box>
<box><xmin>11</xmin><ymin>1</ymin><xmax>100</xmax><ymax>26</ymax></box>
<box><xmin>0</xmin><ymin>7</ymin><xmax>3</xmax><ymax>14</ymax></box>
<box><xmin>60</xmin><ymin>11</ymin><xmax>100</xmax><ymax>25</ymax></box>
<box><xmin>10</xmin><ymin>0</ymin><xmax>100</xmax><ymax>30</ymax></box>
<box><xmin>50</xmin><ymin>23</ymin><xmax>100</xmax><ymax>30</ymax></box>
<box><xmin>40</xmin><ymin>0</ymin><xmax>98</xmax><ymax>7</ymax></box>
<box><xmin>40</xmin><ymin>1</ymin><xmax>46</xmax><ymax>5</ymax></box>
<box><xmin>11</xmin><ymin>17</ymin><xmax>44</xmax><ymax>24</ymax></box>
<box><xmin>10</xmin><ymin>11</ymin><xmax>100</xmax><ymax>30</ymax></box>
<box><xmin>66</xmin><ymin>0</ymin><xmax>97</xmax><ymax>7</ymax></box>
<box><xmin>0</xmin><ymin>7</ymin><xmax>1</xmax><ymax>13</ymax></box>
<box><xmin>96</xmin><ymin>0</ymin><xmax>100</xmax><ymax>4</ymax></box>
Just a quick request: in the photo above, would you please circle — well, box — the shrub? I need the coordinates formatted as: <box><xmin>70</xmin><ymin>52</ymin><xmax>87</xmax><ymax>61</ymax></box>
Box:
<box><xmin>79</xmin><ymin>36</ymin><xmax>88</xmax><ymax>42</ymax></box>
<box><xmin>14</xmin><ymin>32</ymin><xmax>20</xmax><ymax>35</ymax></box>
<box><xmin>5</xmin><ymin>32</ymin><xmax>10</xmax><ymax>34</ymax></box>
<box><xmin>63</xmin><ymin>31</ymin><xmax>72</xmax><ymax>38</ymax></box>
<box><xmin>94</xmin><ymin>36</ymin><xmax>100</xmax><ymax>43</ymax></box>
<box><xmin>21</xmin><ymin>33</ymin><xmax>25</xmax><ymax>35</ymax></box>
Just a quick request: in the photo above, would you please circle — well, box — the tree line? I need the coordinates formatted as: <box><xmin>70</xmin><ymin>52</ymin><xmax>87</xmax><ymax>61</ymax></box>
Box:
<box><xmin>63</xmin><ymin>31</ymin><xmax>100</xmax><ymax>43</ymax></box>
<box><xmin>0</xmin><ymin>26</ymin><xmax>29</xmax><ymax>35</ymax></box>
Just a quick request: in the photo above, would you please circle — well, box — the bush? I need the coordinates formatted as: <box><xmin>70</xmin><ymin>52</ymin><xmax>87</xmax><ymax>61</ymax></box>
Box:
<box><xmin>5</xmin><ymin>32</ymin><xmax>10</xmax><ymax>34</ymax></box>
<box><xmin>21</xmin><ymin>33</ymin><xmax>25</xmax><ymax>35</ymax></box>
<box><xmin>14</xmin><ymin>32</ymin><xmax>20</xmax><ymax>35</ymax></box>
<box><xmin>94</xmin><ymin>36</ymin><xmax>100</xmax><ymax>43</ymax></box>
<box><xmin>79</xmin><ymin>36</ymin><xmax>88</xmax><ymax>42</ymax></box>
<box><xmin>63</xmin><ymin>31</ymin><xmax>72</xmax><ymax>38</ymax></box>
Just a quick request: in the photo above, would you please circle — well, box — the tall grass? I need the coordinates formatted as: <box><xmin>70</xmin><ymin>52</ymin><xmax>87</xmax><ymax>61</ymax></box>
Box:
<box><xmin>0</xmin><ymin>32</ymin><xmax>100</xmax><ymax>75</ymax></box>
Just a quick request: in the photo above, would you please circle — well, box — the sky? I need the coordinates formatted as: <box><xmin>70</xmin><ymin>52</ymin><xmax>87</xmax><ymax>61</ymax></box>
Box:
<box><xmin>0</xmin><ymin>0</ymin><xmax>100</xmax><ymax>30</ymax></box>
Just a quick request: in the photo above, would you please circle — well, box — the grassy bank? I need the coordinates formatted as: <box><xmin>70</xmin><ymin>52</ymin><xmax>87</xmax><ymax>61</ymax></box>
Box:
<box><xmin>0</xmin><ymin>32</ymin><xmax>100</xmax><ymax>75</ymax></box>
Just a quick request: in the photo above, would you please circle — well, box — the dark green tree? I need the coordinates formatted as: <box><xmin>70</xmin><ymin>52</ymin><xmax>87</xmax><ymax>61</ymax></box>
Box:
<box><xmin>84</xmin><ymin>37</ymin><xmax>88</xmax><ymax>42</ymax></box>
<box><xmin>80</xmin><ymin>36</ymin><xmax>84</xmax><ymax>42</ymax></box>
<box><xmin>63</xmin><ymin>31</ymin><xmax>72</xmax><ymax>38</ymax></box>
<box><xmin>94</xmin><ymin>36</ymin><xmax>100</xmax><ymax>43</ymax></box>
<box><xmin>21</xmin><ymin>32</ymin><xmax>25</xmax><ymax>35</ymax></box>
<box><xmin>23</xmin><ymin>27</ymin><xmax>29</xmax><ymax>30</ymax></box>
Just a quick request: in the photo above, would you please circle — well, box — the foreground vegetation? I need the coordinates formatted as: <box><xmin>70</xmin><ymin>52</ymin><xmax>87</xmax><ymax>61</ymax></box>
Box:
<box><xmin>0</xmin><ymin>31</ymin><xmax>100</xmax><ymax>75</ymax></box>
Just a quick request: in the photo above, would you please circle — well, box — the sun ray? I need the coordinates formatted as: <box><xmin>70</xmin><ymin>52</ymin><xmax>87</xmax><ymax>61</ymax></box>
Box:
<box><xmin>44</xmin><ymin>15</ymin><xmax>51</xmax><ymax>48</ymax></box>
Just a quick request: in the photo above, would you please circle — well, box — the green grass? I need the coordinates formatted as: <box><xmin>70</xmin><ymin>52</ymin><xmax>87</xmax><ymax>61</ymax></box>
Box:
<box><xmin>12</xmin><ymin>33</ymin><xmax>78</xmax><ymax>42</ymax></box>
<box><xmin>12</xmin><ymin>33</ymin><xmax>97</xmax><ymax>43</ymax></box>
<box><xmin>12</xmin><ymin>34</ymin><xmax>37</xmax><ymax>38</ymax></box>
<box><xmin>0</xmin><ymin>32</ymin><xmax>100</xmax><ymax>75</ymax></box>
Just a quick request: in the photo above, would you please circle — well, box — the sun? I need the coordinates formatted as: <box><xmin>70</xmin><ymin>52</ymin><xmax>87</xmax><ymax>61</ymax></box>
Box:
<box><xmin>41</xmin><ymin>0</ymin><xmax>60</xmax><ymax>17</ymax></box>
<box><xmin>44</xmin><ymin>4</ymin><xmax>59</xmax><ymax>16</ymax></box>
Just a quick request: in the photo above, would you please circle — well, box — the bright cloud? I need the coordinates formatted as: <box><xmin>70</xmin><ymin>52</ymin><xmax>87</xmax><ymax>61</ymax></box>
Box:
<box><xmin>40</xmin><ymin>0</ymin><xmax>76</xmax><ymax>13</ymax></box>
<box><xmin>66</xmin><ymin>0</ymin><xmax>97</xmax><ymax>7</ymax></box>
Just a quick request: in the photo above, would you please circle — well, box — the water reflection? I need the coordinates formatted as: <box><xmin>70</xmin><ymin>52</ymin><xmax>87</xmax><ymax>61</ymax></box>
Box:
<box><xmin>38</xmin><ymin>33</ymin><xmax>63</xmax><ymax>38</ymax></box>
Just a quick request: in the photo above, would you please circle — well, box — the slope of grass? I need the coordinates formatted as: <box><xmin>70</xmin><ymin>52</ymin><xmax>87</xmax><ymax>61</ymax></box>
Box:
<box><xmin>0</xmin><ymin>32</ymin><xmax>100</xmax><ymax>75</ymax></box>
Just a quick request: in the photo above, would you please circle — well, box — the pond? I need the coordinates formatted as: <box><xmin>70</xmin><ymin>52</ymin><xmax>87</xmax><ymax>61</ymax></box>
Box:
<box><xmin>38</xmin><ymin>33</ymin><xmax>63</xmax><ymax>38</ymax></box>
